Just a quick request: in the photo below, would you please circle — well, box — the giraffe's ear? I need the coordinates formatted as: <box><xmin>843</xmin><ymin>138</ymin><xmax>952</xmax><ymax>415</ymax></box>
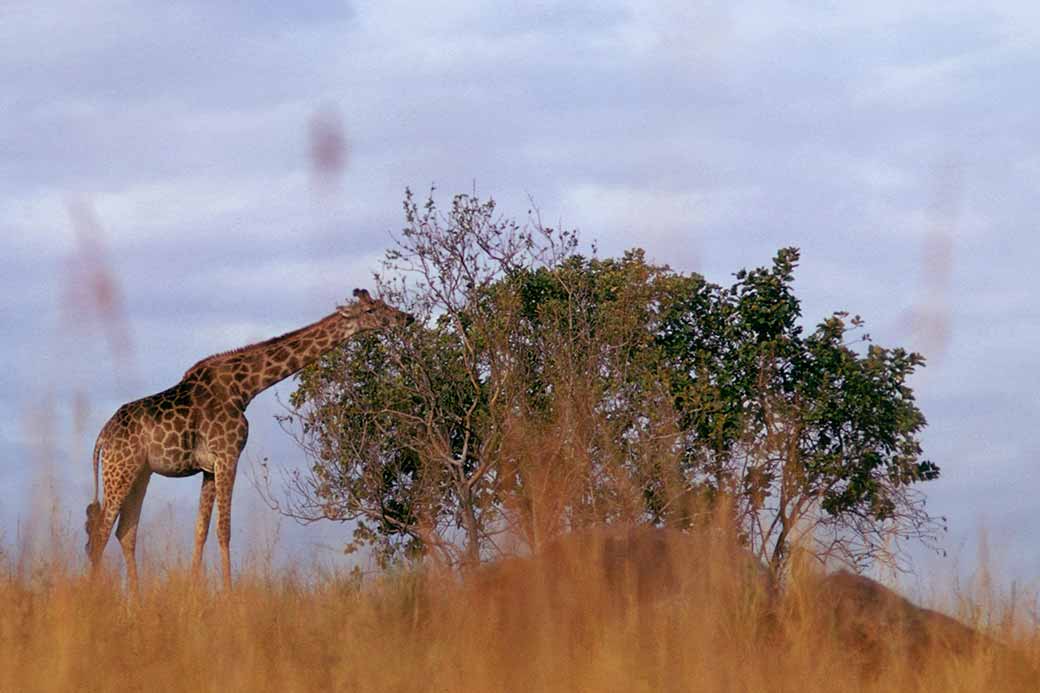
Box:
<box><xmin>353</xmin><ymin>288</ymin><xmax>372</xmax><ymax>304</ymax></box>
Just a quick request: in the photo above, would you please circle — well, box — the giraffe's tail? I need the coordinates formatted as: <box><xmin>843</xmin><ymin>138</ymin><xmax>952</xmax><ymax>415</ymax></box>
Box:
<box><xmin>85</xmin><ymin>434</ymin><xmax>104</xmax><ymax>561</ymax></box>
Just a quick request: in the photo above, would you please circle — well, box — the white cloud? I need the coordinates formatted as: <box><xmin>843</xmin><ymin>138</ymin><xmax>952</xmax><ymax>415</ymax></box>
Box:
<box><xmin>855</xmin><ymin>55</ymin><xmax>976</xmax><ymax>109</ymax></box>
<box><xmin>92</xmin><ymin>172</ymin><xmax>307</xmax><ymax>242</ymax></box>
<box><xmin>200</xmin><ymin>252</ymin><xmax>384</xmax><ymax>302</ymax></box>
<box><xmin>850</xmin><ymin>159</ymin><xmax>913</xmax><ymax>191</ymax></box>
<box><xmin>0</xmin><ymin>189</ymin><xmax>74</xmax><ymax>254</ymax></box>
<box><xmin>561</xmin><ymin>182</ymin><xmax>761</xmax><ymax>268</ymax></box>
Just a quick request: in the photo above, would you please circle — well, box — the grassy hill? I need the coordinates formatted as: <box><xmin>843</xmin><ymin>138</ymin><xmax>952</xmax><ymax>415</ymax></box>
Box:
<box><xmin>1</xmin><ymin>522</ymin><xmax>1037</xmax><ymax>692</ymax></box>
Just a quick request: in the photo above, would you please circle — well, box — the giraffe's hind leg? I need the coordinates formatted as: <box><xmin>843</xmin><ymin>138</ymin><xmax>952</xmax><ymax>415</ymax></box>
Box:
<box><xmin>114</xmin><ymin>469</ymin><xmax>151</xmax><ymax>593</ymax></box>
<box><xmin>89</xmin><ymin>502</ymin><xmax>120</xmax><ymax>574</ymax></box>
<box><xmin>89</xmin><ymin>462</ymin><xmax>137</xmax><ymax>575</ymax></box>
<box><xmin>191</xmin><ymin>471</ymin><xmax>215</xmax><ymax>578</ymax></box>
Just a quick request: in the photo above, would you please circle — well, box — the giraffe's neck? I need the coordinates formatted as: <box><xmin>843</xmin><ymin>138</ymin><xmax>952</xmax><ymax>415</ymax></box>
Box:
<box><xmin>188</xmin><ymin>312</ymin><xmax>361</xmax><ymax>400</ymax></box>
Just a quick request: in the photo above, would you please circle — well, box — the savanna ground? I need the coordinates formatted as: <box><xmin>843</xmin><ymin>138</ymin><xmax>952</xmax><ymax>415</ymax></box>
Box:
<box><xmin>1</xmin><ymin>510</ymin><xmax>1037</xmax><ymax>693</ymax></box>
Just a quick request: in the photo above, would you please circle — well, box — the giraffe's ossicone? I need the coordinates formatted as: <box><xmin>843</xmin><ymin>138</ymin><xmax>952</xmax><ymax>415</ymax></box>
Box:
<box><xmin>85</xmin><ymin>289</ymin><xmax>409</xmax><ymax>591</ymax></box>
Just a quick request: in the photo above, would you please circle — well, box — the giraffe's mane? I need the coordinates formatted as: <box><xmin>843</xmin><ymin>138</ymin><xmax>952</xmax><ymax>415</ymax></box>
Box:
<box><xmin>182</xmin><ymin>312</ymin><xmax>341</xmax><ymax>378</ymax></box>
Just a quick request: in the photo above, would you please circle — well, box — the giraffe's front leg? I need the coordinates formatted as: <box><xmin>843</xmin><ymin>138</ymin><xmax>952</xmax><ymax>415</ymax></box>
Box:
<box><xmin>214</xmin><ymin>460</ymin><xmax>239</xmax><ymax>590</ymax></box>
<box><xmin>192</xmin><ymin>471</ymin><xmax>216</xmax><ymax>579</ymax></box>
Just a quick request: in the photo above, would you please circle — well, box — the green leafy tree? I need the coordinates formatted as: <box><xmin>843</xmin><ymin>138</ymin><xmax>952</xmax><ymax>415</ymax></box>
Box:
<box><xmin>269</xmin><ymin>191</ymin><xmax>942</xmax><ymax>575</ymax></box>
<box><xmin>657</xmin><ymin>248</ymin><xmax>942</xmax><ymax>572</ymax></box>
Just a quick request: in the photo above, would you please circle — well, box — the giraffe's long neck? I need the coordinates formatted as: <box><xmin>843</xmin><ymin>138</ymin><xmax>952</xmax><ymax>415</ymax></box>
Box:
<box><xmin>242</xmin><ymin>313</ymin><xmax>361</xmax><ymax>398</ymax></box>
<box><xmin>192</xmin><ymin>312</ymin><xmax>362</xmax><ymax>401</ymax></box>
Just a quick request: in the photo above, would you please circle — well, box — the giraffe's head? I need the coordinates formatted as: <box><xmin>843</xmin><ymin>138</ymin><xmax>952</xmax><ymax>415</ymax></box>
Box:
<box><xmin>338</xmin><ymin>288</ymin><xmax>412</xmax><ymax>330</ymax></box>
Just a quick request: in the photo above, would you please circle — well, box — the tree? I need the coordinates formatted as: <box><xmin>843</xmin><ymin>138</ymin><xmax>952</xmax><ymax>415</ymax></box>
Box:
<box><xmin>656</xmin><ymin>248</ymin><xmax>943</xmax><ymax>572</ymax></box>
<box><xmin>268</xmin><ymin>190</ymin><xmax>576</xmax><ymax>568</ymax></box>
<box><xmin>268</xmin><ymin>190</ymin><xmax>942</xmax><ymax>575</ymax></box>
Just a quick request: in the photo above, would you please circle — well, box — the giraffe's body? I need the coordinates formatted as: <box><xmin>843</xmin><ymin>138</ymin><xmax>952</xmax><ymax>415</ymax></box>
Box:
<box><xmin>86</xmin><ymin>289</ymin><xmax>406</xmax><ymax>590</ymax></box>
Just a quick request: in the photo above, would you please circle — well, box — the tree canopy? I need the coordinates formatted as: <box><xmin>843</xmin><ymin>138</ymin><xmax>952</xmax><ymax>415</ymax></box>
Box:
<box><xmin>270</xmin><ymin>190</ymin><xmax>942</xmax><ymax>575</ymax></box>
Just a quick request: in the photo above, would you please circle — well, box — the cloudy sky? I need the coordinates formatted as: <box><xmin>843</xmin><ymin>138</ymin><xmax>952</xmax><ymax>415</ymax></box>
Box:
<box><xmin>2</xmin><ymin>2</ymin><xmax>1037</xmax><ymax>584</ymax></box>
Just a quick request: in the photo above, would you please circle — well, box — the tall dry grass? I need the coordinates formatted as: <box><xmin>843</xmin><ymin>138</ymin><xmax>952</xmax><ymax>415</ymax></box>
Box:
<box><xmin>0</xmin><ymin>517</ymin><xmax>1037</xmax><ymax>693</ymax></box>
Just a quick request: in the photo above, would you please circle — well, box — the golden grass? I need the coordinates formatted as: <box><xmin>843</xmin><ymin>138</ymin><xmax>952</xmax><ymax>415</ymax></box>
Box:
<box><xmin>0</xmin><ymin>523</ymin><xmax>1037</xmax><ymax>693</ymax></box>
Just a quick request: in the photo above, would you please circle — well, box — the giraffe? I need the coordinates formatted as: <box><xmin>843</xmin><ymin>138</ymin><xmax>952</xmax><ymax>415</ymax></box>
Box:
<box><xmin>85</xmin><ymin>289</ymin><xmax>409</xmax><ymax>591</ymax></box>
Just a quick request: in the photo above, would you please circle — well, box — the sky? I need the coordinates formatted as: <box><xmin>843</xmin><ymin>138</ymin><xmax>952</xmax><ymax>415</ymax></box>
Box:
<box><xmin>1</xmin><ymin>1</ymin><xmax>1038</xmax><ymax>586</ymax></box>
